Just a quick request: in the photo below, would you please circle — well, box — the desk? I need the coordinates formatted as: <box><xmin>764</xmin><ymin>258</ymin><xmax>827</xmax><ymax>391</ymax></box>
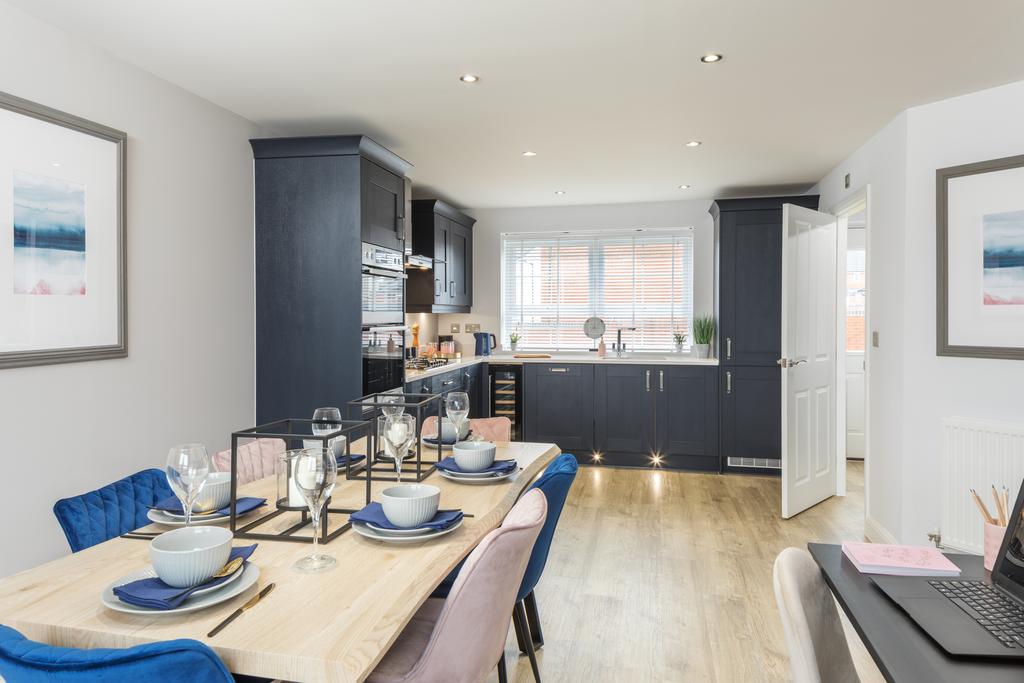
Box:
<box><xmin>809</xmin><ymin>542</ymin><xmax>1024</xmax><ymax>683</ymax></box>
<box><xmin>0</xmin><ymin>441</ymin><xmax>560</xmax><ymax>682</ymax></box>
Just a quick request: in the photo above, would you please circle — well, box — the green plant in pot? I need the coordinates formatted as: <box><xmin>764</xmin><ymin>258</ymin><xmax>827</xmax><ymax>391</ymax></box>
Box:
<box><xmin>692</xmin><ymin>315</ymin><xmax>715</xmax><ymax>358</ymax></box>
<box><xmin>673</xmin><ymin>331</ymin><xmax>687</xmax><ymax>353</ymax></box>
<box><xmin>509</xmin><ymin>332</ymin><xmax>520</xmax><ymax>351</ymax></box>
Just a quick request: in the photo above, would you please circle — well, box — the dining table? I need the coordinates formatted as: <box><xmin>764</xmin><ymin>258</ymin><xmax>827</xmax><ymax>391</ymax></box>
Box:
<box><xmin>0</xmin><ymin>440</ymin><xmax>561</xmax><ymax>682</ymax></box>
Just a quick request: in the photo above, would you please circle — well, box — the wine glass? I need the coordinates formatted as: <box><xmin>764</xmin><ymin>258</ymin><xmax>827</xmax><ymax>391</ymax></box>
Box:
<box><xmin>445</xmin><ymin>391</ymin><xmax>470</xmax><ymax>443</ymax></box>
<box><xmin>379</xmin><ymin>394</ymin><xmax>405</xmax><ymax>418</ymax></box>
<box><xmin>293</xmin><ymin>447</ymin><xmax>337</xmax><ymax>573</ymax></box>
<box><xmin>383</xmin><ymin>414</ymin><xmax>416</xmax><ymax>483</ymax></box>
<box><xmin>165</xmin><ymin>444</ymin><xmax>210</xmax><ymax>527</ymax></box>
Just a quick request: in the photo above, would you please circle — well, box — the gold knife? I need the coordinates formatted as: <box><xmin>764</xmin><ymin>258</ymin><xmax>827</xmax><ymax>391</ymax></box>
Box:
<box><xmin>207</xmin><ymin>583</ymin><xmax>275</xmax><ymax>638</ymax></box>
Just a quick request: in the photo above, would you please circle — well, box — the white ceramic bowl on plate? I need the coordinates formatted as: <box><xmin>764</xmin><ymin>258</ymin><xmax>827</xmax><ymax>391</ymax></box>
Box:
<box><xmin>380</xmin><ymin>484</ymin><xmax>440</xmax><ymax>528</ymax></box>
<box><xmin>452</xmin><ymin>441</ymin><xmax>496</xmax><ymax>472</ymax></box>
<box><xmin>193</xmin><ymin>472</ymin><xmax>231</xmax><ymax>512</ymax></box>
<box><xmin>302</xmin><ymin>436</ymin><xmax>349</xmax><ymax>461</ymax></box>
<box><xmin>438</xmin><ymin>418</ymin><xmax>469</xmax><ymax>443</ymax></box>
<box><xmin>149</xmin><ymin>526</ymin><xmax>232</xmax><ymax>588</ymax></box>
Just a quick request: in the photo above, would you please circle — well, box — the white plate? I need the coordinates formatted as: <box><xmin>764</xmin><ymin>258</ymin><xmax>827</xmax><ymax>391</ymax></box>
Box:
<box><xmin>364</xmin><ymin>518</ymin><xmax>462</xmax><ymax>537</ymax></box>
<box><xmin>352</xmin><ymin>518</ymin><xmax>463</xmax><ymax>543</ymax></box>
<box><xmin>438</xmin><ymin>468</ymin><xmax>521</xmax><ymax>485</ymax></box>
<box><xmin>420</xmin><ymin>439</ymin><xmax>454</xmax><ymax>451</ymax></box>
<box><xmin>436</xmin><ymin>464</ymin><xmax>517</xmax><ymax>478</ymax></box>
<box><xmin>101</xmin><ymin>563</ymin><xmax>260</xmax><ymax>616</ymax></box>
<box><xmin>146</xmin><ymin>507</ymin><xmax>261</xmax><ymax>527</ymax></box>
<box><xmin>157</xmin><ymin>508</ymin><xmax>227</xmax><ymax>521</ymax></box>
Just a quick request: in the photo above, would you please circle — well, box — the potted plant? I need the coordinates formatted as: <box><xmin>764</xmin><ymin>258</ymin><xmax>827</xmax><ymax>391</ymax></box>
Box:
<box><xmin>692</xmin><ymin>315</ymin><xmax>715</xmax><ymax>358</ymax></box>
<box><xmin>673</xmin><ymin>331</ymin><xmax>687</xmax><ymax>353</ymax></box>
<box><xmin>509</xmin><ymin>332</ymin><xmax>520</xmax><ymax>351</ymax></box>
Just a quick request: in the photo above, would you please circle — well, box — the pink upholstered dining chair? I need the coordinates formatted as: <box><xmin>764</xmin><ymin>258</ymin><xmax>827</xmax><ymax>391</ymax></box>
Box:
<box><xmin>211</xmin><ymin>438</ymin><xmax>286</xmax><ymax>485</ymax></box>
<box><xmin>367</xmin><ymin>489</ymin><xmax>548</xmax><ymax>683</ymax></box>
<box><xmin>422</xmin><ymin>416</ymin><xmax>512</xmax><ymax>442</ymax></box>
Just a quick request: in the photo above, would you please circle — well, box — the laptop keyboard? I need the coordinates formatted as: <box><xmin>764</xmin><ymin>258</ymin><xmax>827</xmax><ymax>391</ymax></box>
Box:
<box><xmin>930</xmin><ymin>580</ymin><xmax>1024</xmax><ymax>648</ymax></box>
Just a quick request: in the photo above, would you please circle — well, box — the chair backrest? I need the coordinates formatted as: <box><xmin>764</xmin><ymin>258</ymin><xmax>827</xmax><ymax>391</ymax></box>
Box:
<box><xmin>404</xmin><ymin>489</ymin><xmax>547</xmax><ymax>682</ymax></box>
<box><xmin>772</xmin><ymin>547</ymin><xmax>860</xmax><ymax>683</ymax></box>
<box><xmin>517</xmin><ymin>453</ymin><xmax>578</xmax><ymax>601</ymax></box>
<box><xmin>0</xmin><ymin>624</ymin><xmax>233</xmax><ymax>682</ymax></box>
<box><xmin>422</xmin><ymin>416</ymin><xmax>512</xmax><ymax>442</ymax></box>
<box><xmin>211</xmin><ymin>438</ymin><xmax>286</xmax><ymax>485</ymax></box>
<box><xmin>53</xmin><ymin>468</ymin><xmax>174</xmax><ymax>553</ymax></box>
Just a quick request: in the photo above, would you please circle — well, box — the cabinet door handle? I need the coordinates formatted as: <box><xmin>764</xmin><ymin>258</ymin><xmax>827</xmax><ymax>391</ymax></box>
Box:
<box><xmin>659</xmin><ymin>370</ymin><xmax>664</xmax><ymax>392</ymax></box>
<box><xmin>550</xmin><ymin>367</ymin><xmax>568</xmax><ymax>373</ymax></box>
<box><xmin>434</xmin><ymin>279</ymin><xmax>441</xmax><ymax>297</ymax></box>
<box><xmin>726</xmin><ymin>337</ymin><xmax>732</xmax><ymax>359</ymax></box>
<box><xmin>645</xmin><ymin>370</ymin><xmax>651</xmax><ymax>392</ymax></box>
<box><xmin>450</xmin><ymin>280</ymin><xmax>456</xmax><ymax>296</ymax></box>
<box><xmin>442</xmin><ymin>379</ymin><xmax>455</xmax><ymax>386</ymax></box>
<box><xmin>725</xmin><ymin>370</ymin><xmax>732</xmax><ymax>394</ymax></box>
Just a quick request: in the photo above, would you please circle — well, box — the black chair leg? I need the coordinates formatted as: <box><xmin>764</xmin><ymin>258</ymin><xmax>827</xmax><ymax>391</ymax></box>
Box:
<box><xmin>513</xmin><ymin>601</ymin><xmax>542</xmax><ymax>683</ymax></box>
<box><xmin>497</xmin><ymin>651</ymin><xmax>508</xmax><ymax>683</ymax></box>
<box><xmin>524</xmin><ymin>590</ymin><xmax>545</xmax><ymax>650</ymax></box>
<box><xmin>512</xmin><ymin>601</ymin><xmax>530</xmax><ymax>654</ymax></box>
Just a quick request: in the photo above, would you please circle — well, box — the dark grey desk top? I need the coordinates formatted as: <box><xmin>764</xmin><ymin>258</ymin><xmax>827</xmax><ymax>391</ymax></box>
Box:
<box><xmin>809</xmin><ymin>543</ymin><xmax>1024</xmax><ymax>682</ymax></box>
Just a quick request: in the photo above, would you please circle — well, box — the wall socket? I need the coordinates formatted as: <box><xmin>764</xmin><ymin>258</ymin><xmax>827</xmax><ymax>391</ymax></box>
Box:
<box><xmin>450</xmin><ymin>323</ymin><xmax>460</xmax><ymax>333</ymax></box>
<box><xmin>465</xmin><ymin>323</ymin><xmax>481</xmax><ymax>333</ymax></box>
<box><xmin>872</xmin><ymin>330</ymin><xmax>879</xmax><ymax>348</ymax></box>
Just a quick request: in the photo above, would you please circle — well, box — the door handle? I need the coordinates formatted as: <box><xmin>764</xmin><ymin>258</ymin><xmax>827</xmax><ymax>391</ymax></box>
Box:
<box><xmin>776</xmin><ymin>358</ymin><xmax>806</xmax><ymax>368</ymax></box>
<box><xmin>726</xmin><ymin>337</ymin><xmax>732</xmax><ymax>359</ymax></box>
<box><xmin>725</xmin><ymin>370</ymin><xmax>732</xmax><ymax>394</ymax></box>
<box><xmin>645</xmin><ymin>370</ymin><xmax>651</xmax><ymax>392</ymax></box>
<box><xmin>659</xmin><ymin>370</ymin><xmax>664</xmax><ymax>392</ymax></box>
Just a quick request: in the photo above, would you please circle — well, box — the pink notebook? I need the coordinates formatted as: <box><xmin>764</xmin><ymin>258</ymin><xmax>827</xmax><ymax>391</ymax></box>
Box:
<box><xmin>841</xmin><ymin>542</ymin><xmax>961</xmax><ymax>577</ymax></box>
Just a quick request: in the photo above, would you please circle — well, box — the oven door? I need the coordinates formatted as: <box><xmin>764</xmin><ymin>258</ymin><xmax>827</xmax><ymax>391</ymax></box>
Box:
<box><xmin>362</xmin><ymin>267</ymin><xmax>405</xmax><ymax>327</ymax></box>
<box><xmin>362</xmin><ymin>325</ymin><xmax>406</xmax><ymax>397</ymax></box>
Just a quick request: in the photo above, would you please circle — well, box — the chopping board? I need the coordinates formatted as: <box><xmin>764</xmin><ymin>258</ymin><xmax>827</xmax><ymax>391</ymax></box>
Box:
<box><xmin>513</xmin><ymin>353</ymin><xmax>552</xmax><ymax>358</ymax></box>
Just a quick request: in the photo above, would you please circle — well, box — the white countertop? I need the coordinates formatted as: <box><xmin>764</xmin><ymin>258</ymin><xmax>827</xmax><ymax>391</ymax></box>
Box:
<box><xmin>404</xmin><ymin>351</ymin><xmax>718</xmax><ymax>381</ymax></box>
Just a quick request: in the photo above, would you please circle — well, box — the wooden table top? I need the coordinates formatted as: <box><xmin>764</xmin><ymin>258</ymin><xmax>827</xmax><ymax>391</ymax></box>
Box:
<box><xmin>0</xmin><ymin>441</ymin><xmax>560</xmax><ymax>682</ymax></box>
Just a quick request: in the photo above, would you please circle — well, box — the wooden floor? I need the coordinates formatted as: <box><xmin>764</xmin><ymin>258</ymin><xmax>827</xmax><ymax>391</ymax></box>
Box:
<box><xmin>489</xmin><ymin>462</ymin><xmax>885</xmax><ymax>682</ymax></box>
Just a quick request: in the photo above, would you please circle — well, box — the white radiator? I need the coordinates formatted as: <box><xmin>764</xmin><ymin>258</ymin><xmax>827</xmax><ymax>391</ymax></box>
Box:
<box><xmin>940</xmin><ymin>418</ymin><xmax>1024</xmax><ymax>554</ymax></box>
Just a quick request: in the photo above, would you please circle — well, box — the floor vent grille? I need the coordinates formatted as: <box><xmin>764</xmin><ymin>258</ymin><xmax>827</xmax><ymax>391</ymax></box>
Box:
<box><xmin>727</xmin><ymin>457</ymin><xmax>781</xmax><ymax>470</ymax></box>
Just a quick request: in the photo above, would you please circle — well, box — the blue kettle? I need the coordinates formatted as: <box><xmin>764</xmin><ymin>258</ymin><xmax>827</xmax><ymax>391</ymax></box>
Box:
<box><xmin>474</xmin><ymin>332</ymin><xmax>497</xmax><ymax>356</ymax></box>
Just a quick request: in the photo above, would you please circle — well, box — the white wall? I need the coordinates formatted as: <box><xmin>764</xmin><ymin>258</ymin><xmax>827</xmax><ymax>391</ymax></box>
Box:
<box><xmin>439</xmin><ymin>199</ymin><xmax>715</xmax><ymax>353</ymax></box>
<box><xmin>0</xmin><ymin>1</ymin><xmax>263</xmax><ymax>575</ymax></box>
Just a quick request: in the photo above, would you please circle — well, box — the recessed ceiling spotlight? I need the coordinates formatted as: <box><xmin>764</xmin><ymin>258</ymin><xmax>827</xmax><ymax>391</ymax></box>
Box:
<box><xmin>51</xmin><ymin>162</ymin><xmax>61</xmax><ymax>167</ymax></box>
<box><xmin>522</xmin><ymin>151</ymin><xmax>537</xmax><ymax>157</ymax></box>
<box><xmin>700</xmin><ymin>53</ymin><xmax>723</xmax><ymax>64</ymax></box>
<box><xmin>554</xmin><ymin>190</ymin><xmax>566</xmax><ymax>195</ymax></box>
<box><xmin>459</xmin><ymin>74</ymin><xmax>480</xmax><ymax>84</ymax></box>
<box><xmin>685</xmin><ymin>140</ymin><xmax>702</xmax><ymax>147</ymax></box>
<box><xmin>678</xmin><ymin>184</ymin><xmax>691</xmax><ymax>190</ymax></box>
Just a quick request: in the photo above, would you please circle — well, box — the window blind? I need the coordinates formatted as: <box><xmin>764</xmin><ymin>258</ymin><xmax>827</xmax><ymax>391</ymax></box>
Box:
<box><xmin>500</xmin><ymin>228</ymin><xmax>694</xmax><ymax>352</ymax></box>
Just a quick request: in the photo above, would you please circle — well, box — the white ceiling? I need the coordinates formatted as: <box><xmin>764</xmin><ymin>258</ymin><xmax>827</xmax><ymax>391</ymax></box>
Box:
<box><xmin>9</xmin><ymin>0</ymin><xmax>1024</xmax><ymax>209</ymax></box>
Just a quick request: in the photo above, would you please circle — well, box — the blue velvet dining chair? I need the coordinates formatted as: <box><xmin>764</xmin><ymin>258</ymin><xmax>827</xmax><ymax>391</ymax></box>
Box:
<box><xmin>432</xmin><ymin>453</ymin><xmax>578</xmax><ymax>683</ymax></box>
<box><xmin>0</xmin><ymin>624</ymin><xmax>234</xmax><ymax>682</ymax></box>
<box><xmin>53</xmin><ymin>468</ymin><xmax>173</xmax><ymax>552</ymax></box>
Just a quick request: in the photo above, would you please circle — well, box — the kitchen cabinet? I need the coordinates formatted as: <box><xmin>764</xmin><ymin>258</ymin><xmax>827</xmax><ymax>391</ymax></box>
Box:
<box><xmin>404</xmin><ymin>362</ymin><xmax>485</xmax><ymax>421</ymax></box>
<box><xmin>360</xmin><ymin>158</ymin><xmax>406</xmax><ymax>251</ymax></box>
<box><xmin>719</xmin><ymin>366</ymin><xmax>781</xmax><ymax>469</ymax></box>
<box><xmin>522</xmin><ymin>363</ymin><xmax>594</xmax><ymax>452</ymax></box>
<box><xmin>251</xmin><ymin>135</ymin><xmax>411</xmax><ymax>425</ymax></box>
<box><xmin>407</xmin><ymin>200</ymin><xmax>475</xmax><ymax>313</ymax></box>
<box><xmin>593</xmin><ymin>364</ymin><xmax>656</xmax><ymax>457</ymax></box>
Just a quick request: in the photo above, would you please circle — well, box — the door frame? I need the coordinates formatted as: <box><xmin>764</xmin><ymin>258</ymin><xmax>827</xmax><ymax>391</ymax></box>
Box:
<box><xmin>828</xmin><ymin>186</ymin><xmax>871</xmax><ymax>502</ymax></box>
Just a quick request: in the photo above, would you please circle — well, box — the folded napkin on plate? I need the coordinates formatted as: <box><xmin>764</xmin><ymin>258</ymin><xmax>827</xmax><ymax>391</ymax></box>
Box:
<box><xmin>436</xmin><ymin>457</ymin><xmax>517</xmax><ymax>475</ymax></box>
<box><xmin>112</xmin><ymin>544</ymin><xmax>257</xmax><ymax>610</ymax></box>
<box><xmin>423</xmin><ymin>429</ymin><xmax>474</xmax><ymax>446</ymax></box>
<box><xmin>151</xmin><ymin>496</ymin><xmax>266</xmax><ymax>517</ymax></box>
<box><xmin>337</xmin><ymin>453</ymin><xmax>366</xmax><ymax>465</ymax></box>
<box><xmin>350</xmin><ymin>502</ymin><xmax>463</xmax><ymax>531</ymax></box>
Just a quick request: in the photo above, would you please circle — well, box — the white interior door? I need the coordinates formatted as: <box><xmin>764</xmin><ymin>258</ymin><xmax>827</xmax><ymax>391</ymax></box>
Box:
<box><xmin>846</xmin><ymin>353</ymin><xmax>865</xmax><ymax>458</ymax></box>
<box><xmin>781</xmin><ymin>204</ymin><xmax>838</xmax><ymax>518</ymax></box>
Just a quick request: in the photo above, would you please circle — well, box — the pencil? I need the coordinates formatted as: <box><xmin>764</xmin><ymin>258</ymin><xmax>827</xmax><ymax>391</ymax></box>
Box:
<box><xmin>971</xmin><ymin>489</ymin><xmax>996</xmax><ymax>525</ymax></box>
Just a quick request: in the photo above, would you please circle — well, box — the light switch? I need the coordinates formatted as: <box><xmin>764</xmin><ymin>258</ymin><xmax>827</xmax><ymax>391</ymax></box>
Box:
<box><xmin>450</xmin><ymin>323</ymin><xmax>460</xmax><ymax>333</ymax></box>
<box><xmin>872</xmin><ymin>331</ymin><xmax>879</xmax><ymax>348</ymax></box>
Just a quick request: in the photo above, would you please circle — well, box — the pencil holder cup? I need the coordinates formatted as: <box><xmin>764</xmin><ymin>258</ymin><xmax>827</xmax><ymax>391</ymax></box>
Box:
<box><xmin>984</xmin><ymin>522</ymin><xmax>1007</xmax><ymax>571</ymax></box>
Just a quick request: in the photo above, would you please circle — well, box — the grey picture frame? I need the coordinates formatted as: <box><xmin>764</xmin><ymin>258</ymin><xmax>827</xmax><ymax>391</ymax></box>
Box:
<box><xmin>936</xmin><ymin>153</ymin><xmax>1024</xmax><ymax>360</ymax></box>
<box><xmin>0</xmin><ymin>90</ymin><xmax>127</xmax><ymax>369</ymax></box>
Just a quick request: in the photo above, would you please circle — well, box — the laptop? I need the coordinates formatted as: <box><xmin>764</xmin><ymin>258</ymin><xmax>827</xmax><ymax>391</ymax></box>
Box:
<box><xmin>872</xmin><ymin>481</ymin><xmax>1024</xmax><ymax>658</ymax></box>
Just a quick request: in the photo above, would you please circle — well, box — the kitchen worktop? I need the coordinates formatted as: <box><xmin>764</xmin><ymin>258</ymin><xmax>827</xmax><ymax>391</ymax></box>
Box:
<box><xmin>404</xmin><ymin>351</ymin><xmax>719</xmax><ymax>381</ymax></box>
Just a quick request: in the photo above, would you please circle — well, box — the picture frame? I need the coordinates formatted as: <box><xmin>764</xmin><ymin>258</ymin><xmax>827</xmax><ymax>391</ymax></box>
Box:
<box><xmin>0</xmin><ymin>90</ymin><xmax>126</xmax><ymax>369</ymax></box>
<box><xmin>937</xmin><ymin>153</ymin><xmax>1024</xmax><ymax>360</ymax></box>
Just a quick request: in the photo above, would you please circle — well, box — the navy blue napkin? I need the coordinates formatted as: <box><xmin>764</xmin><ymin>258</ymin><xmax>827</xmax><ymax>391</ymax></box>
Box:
<box><xmin>337</xmin><ymin>453</ymin><xmax>366</xmax><ymax>466</ymax></box>
<box><xmin>112</xmin><ymin>544</ymin><xmax>257</xmax><ymax>610</ymax></box>
<box><xmin>424</xmin><ymin>429</ymin><xmax>473</xmax><ymax>446</ymax></box>
<box><xmin>151</xmin><ymin>496</ymin><xmax>266</xmax><ymax>517</ymax></box>
<box><xmin>350</xmin><ymin>502</ymin><xmax>463</xmax><ymax>531</ymax></box>
<box><xmin>436</xmin><ymin>457</ymin><xmax>517</xmax><ymax>475</ymax></box>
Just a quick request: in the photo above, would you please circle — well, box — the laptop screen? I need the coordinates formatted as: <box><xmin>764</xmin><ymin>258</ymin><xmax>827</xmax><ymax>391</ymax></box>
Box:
<box><xmin>993</xmin><ymin>481</ymin><xmax>1024</xmax><ymax>601</ymax></box>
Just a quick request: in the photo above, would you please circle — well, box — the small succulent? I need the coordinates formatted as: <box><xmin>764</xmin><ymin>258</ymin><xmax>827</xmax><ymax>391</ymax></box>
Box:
<box><xmin>673</xmin><ymin>331</ymin><xmax>688</xmax><ymax>345</ymax></box>
<box><xmin>509</xmin><ymin>332</ymin><xmax>521</xmax><ymax>344</ymax></box>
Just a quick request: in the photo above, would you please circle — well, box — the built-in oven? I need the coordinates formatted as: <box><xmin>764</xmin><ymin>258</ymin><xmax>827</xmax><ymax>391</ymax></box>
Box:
<box><xmin>361</xmin><ymin>243</ymin><xmax>406</xmax><ymax>398</ymax></box>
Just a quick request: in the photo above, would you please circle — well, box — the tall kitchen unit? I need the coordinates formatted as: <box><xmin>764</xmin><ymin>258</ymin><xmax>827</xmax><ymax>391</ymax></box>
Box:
<box><xmin>251</xmin><ymin>135</ymin><xmax>412</xmax><ymax>425</ymax></box>
<box><xmin>713</xmin><ymin>195</ymin><xmax>819</xmax><ymax>475</ymax></box>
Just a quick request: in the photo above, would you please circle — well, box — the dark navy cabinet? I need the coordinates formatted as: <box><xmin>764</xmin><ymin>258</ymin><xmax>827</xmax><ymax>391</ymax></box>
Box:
<box><xmin>593</xmin><ymin>364</ymin><xmax>656</xmax><ymax>458</ymax></box>
<box><xmin>407</xmin><ymin>200</ymin><xmax>475</xmax><ymax>313</ymax></box>
<box><xmin>522</xmin><ymin>363</ymin><xmax>594</xmax><ymax>452</ymax></box>
<box><xmin>657</xmin><ymin>366</ymin><xmax>719</xmax><ymax>471</ymax></box>
<box><xmin>719</xmin><ymin>366</ymin><xmax>781</xmax><ymax>467</ymax></box>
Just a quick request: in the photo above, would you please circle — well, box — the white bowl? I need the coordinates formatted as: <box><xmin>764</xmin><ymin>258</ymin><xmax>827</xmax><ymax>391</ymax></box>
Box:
<box><xmin>438</xmin><ymin>418</ymin><xmax>469</xmax><ymax>443</ymax></box>
<box><xmin>453</xmin><ymin>441</ymin><xmax>496</xmax><ymax>472</ymax></box>
<box><xmin>149</xmin><ymin>526</ymin><xmax>232</xmax><ymax>588</ymax></box>
<box><xmin>380</xmin><ymin>484</ymin><xmax>440</xmax><ymax>528</ymax></box>
<box><xmin>193</xmin><ymin>472</ymin><xmax>231</xmax><ymax>512</ymax></box>
<box><xmin>302</xmin><ymin>436</ymin><xmax>349</xmax><ymax>461</ymax></box>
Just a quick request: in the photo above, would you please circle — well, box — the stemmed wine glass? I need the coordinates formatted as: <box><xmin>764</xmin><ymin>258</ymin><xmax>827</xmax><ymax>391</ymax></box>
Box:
<box><xmin>383</xmin><ymin>414</ymin><xmax>416</xmax><ymax>483</ymax></box>
<box><xmin>293</xmin><ymin>447</ymin><xmax>337</xmax><ymax>573</ymax></box>
<box><xmin>165</xmin><ymin>444</ymin><xmax>210</xmax><ymax>527</ymax></box>
<box><xmin>445</xmin><ymin>391</ymin><xmax>470</xmax><ymax>443</ymax></box>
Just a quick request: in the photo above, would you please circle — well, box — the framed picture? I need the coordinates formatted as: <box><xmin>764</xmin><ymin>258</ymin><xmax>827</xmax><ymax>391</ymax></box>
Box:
<box><xmin>0</xmin><ymin>91</ymin><xmax>126</xmax><ymax>369</ymax></box>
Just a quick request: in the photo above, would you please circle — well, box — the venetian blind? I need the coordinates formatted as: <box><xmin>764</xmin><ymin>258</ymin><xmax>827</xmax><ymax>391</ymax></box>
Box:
<box><xmin>500</xmin><ymin>229</ymin><xmax>694</xmax><ymax>352</ymax></box>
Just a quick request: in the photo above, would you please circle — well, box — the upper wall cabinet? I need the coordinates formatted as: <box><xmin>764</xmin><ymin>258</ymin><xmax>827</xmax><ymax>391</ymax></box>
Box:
<box><xmin>407</xmin><ymin>200</ymin><xmax>476</xmax><ymax>313</ymax></box>
<box><xmin>361</xmin><ymin>158</ymin><xmax>406</xmax><ymax>251</ymax></box>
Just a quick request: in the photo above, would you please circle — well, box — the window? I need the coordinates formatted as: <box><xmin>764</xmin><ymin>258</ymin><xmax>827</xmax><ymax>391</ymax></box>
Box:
<box><xmin>500</xmin><ymin>228</ymin><xmax>694</xmax><ymax>351</ymax></box>
<box><xmin>846</xmin><ymin>248</ymin><xmax>866</xmax><ymax>351</ymax></box>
